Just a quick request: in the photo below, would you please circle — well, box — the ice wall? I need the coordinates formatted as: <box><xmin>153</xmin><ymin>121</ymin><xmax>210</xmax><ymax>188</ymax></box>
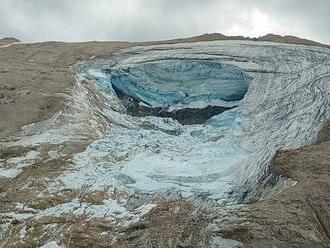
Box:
<box><xmin>104</xmin><ymin>60</ymin><xmax>250</xmax><ymax>106</ymax></box>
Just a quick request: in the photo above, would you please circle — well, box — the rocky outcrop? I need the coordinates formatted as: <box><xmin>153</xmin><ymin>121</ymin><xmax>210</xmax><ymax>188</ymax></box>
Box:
<box><xmin>0</xmin><ymin>37</ymin><xmax>20</xmax><ymax>46</ymax></box>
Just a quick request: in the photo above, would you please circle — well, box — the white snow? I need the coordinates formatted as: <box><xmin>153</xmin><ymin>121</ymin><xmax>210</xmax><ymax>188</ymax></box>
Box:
<box><xmin>19</xmin><ymin>224</ymin><xmax>27</xmax><ymax>240</ymax></box>
<box><xmin>39</xmin><ymin>241</ymin><xmax>64</xmax><ymax>248</ymax></box>
<box><xmin>0</xmin><ymin>150</ymin><xmax>40</xmax><ymax>178</ymax></box>
<box><xmin>0</xmin><ymin>198</ymin><xmax>156</xmax><ymax>231</ymax></box>
<box><xmin>33</xmin><ymin>197</ymin><xmax>156</xmax><ymax>224</ymax></box>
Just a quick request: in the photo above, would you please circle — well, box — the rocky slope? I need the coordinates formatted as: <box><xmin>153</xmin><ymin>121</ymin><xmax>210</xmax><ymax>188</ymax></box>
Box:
<box><xmin>0</xmin><ymin>35</ymin><xmax>329</xmax><ymax>247</ymax></box>
<box><xmin>0</xmin><ymin>37</ymin><xmax>20</xmax><ymax>47</ymax></box>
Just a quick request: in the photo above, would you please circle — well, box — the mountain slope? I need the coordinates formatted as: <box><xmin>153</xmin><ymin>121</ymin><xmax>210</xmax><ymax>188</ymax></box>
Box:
<box><xmin>0</xmin><ymin>35</ymin><xmax>329</xmax><ymax>247</ymax></box>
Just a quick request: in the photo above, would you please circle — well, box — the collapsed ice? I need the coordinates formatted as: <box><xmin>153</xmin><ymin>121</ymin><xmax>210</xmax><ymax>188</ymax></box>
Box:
<box><xmin>67</xmin><ymin>40</ymin><xmax>330</xmax><ymax>203</ymax></box>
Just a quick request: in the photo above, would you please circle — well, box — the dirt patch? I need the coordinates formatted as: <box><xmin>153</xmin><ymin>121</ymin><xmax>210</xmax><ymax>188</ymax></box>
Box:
<box><xmin>317</xmin><ymin>121</ymin><xmax>330</xmax><ymax>143</ymax></box>
<box><xmin>114</xmin><ymin>200</ymin><xmax>213</xmax><ymax>247</ymax></box>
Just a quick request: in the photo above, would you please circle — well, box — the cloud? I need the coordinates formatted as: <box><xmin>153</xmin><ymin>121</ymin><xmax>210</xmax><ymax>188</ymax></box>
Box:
<box><xmin>0</xmin><ymin>0</ymin><xmax>329</xmax><ymax>44</ymax></box>
<box><xmin>224</xmin><ymin>7</ymin><xmax>279</xmax><ymax>37</ymax></box>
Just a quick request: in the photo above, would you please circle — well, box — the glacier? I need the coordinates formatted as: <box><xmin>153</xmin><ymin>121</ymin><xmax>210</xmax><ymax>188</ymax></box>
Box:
<box><xmin>66</xmin><ymin>40</ymin><xmax>330</xmax><ymax>203</ymax></box>
<box><xmin>103</xmin><ymin>60</ymin><xmax>250</xmax><ymax>105</ymax></box>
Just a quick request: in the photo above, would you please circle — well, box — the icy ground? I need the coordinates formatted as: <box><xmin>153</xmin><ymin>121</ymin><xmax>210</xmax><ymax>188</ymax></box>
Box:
<box><xmin>66</xmin><ymin>40</ymin><xmax>330</xmax><ymax>203</ymax></box>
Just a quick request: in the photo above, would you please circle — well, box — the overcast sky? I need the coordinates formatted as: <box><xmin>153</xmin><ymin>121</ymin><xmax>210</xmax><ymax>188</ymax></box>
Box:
<box><xmin>1</xmin><ymin>0</ymin><xmax>329</xmax><ymax>44</ymax></box>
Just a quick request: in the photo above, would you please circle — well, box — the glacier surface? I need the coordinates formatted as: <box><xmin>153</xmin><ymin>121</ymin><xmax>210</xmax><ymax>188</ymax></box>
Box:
<box><xmin>67</xmin><ymin>40</ymin><xmax>330</xmax><ymax>203</ymax></box>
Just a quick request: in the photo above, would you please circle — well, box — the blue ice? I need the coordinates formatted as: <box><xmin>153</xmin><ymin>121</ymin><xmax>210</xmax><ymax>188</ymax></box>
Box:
<box><xmin>98</xmin><ymin>60</ymin><xmax>251</xmax><ymax>107</ymax></box>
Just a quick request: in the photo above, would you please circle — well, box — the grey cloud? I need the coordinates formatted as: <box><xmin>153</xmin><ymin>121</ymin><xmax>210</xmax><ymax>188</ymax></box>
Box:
<box><xmin>253</xmin><ymin>0</ymin><xmax>330</xmax><ymax>43</ymax></box>
<box><xmin>0</xmin><ymin>0</ymin><xmax>329</xmax><ymax>44</ymax></box>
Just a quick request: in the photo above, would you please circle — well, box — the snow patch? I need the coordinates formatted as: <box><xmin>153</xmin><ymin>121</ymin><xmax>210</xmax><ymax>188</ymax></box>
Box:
<box><xmin>39</xmin><ymin>241</ymin><xmax>64</xmax><ymax>248</ymax></box>
<box><xmin>0</xmin><ymin>150</ymin><xmax>40</xmax><ymax>178</ymax></box>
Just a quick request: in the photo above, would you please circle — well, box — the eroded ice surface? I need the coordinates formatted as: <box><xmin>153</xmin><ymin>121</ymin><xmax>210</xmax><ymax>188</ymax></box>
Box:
<box><xmin>66</xmin><ymin>40</ymin><xmax>330</xmax><ymax>203</ymax></box>
<box><xmin>102</xmin><ymin>60</ymin><xmax>250</xmax><ymax>106</ymax></box>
